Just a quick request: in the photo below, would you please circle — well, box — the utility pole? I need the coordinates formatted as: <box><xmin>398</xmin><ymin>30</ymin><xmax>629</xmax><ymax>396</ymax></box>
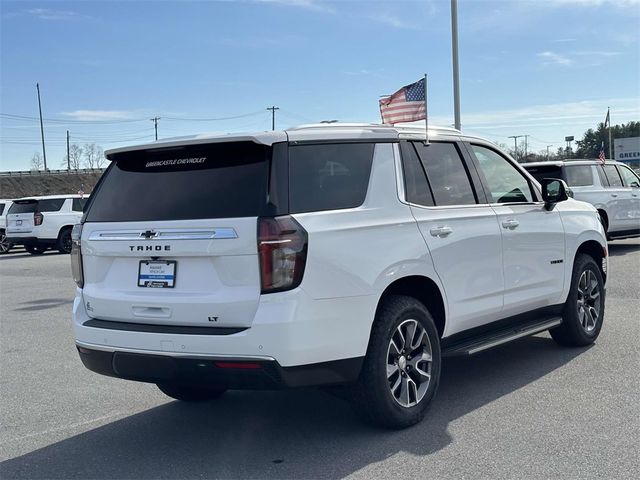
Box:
<box><xmin>524</xmin><ymin>135</ymin><xmax>529</xmax><ymax>161</ymax></box>
<box><xmin>508</xmin><ymin>135</ymin><xmax>523</xmax><ymax>162</ymax></box>
<box><xmin>150</xmin><ymin>117</ymin><xmax>160</xmax><ymax>140</ymax></box>
<box><xmin>451</xmin><ymin>0</ymin><xmax>461</xmax><ymax>130</ymax></box>
<box><xmin>546</xmin><ymin>145</ymin><xmax>553</xmax><ymax>160</ymax></box>
<box><xmin>36</xmin><ymin>83</ymin><xmax>47</xmax><ymax>170</ymax></box>
<box><xmin>267</xmin><ymin>106</ymin><xmax>279</xmax><ymax>131</ymax></box>
<box><xmin>66</xmin><ymin>130</ymin><xmax>70</xmax><ymax>170</ymax></box>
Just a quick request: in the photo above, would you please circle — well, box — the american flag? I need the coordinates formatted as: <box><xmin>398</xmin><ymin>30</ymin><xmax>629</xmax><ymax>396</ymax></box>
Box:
<box><xmin>379</xmin><ymin>78</ymin><xmax>426</xmax><ymax>125</ymax></box>
<box><xmin>599</xmin><ymin>141</ymin><xmax>606</xmax><ymax>164</ymax></box>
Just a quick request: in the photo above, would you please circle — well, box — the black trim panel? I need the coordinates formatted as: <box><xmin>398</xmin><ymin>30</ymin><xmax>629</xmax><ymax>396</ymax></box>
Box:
<box><xmin>77</xmin><ymin>347</ymin><xmax>364</xmax><ymax>389</ymax></box>
<box><xmin>609</xmin><ymin>228</ymin><xmax>640</xmax><ymax>240</ymax></box>
<box><xmin>442</xmin><ymin>304</ymin><xmax>564</xmax><ymax>351</ymax></box>
<box><xmin>83</xmin><ymin>318</ymin><xmax>248</xmax><ymax>336</ymax></box>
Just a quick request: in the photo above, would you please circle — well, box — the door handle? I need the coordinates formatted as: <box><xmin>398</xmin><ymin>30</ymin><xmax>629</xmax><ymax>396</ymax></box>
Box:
<box><xmin>501</xmin><ymin>219</ymin><xmax>520</xmax><ymax>230</ymax></box>
<box><xmin>633</xmin><ymin>194</ymin><xmax>638</xmax><ymax>197</ymax></box>
<box><xmin>611</xmin><ymin>193</ymin><xmax>618</xmax><ymax>197</ymax></box>
<box><xmin>429</xmin><ymin>226</ymin><xmax>453</xmax><ymax>237</ymax></box>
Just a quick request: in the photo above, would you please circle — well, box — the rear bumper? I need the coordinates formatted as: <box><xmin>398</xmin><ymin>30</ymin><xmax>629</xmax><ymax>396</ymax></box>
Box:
<box><xmin>5</xmin><ymin>236</ymin><xmax>55</xmax><ymax>247</ymax></box>
<box><xmin>76</xmin><ymin>343</ymin><xmax>363</xmax><ymax>389</ymax></box>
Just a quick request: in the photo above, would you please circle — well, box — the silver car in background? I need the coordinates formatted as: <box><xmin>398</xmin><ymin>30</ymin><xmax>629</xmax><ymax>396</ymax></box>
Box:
<box><xmin>524</xmin><ymin>160</ymin><xmax>640</xmax><ymax>240</ymax></box>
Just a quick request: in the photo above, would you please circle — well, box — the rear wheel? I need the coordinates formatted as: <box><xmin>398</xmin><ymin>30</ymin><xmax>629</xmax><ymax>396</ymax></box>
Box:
<box><xmin>351</xmin><ymin>295</ymin><xmax>441</xmax><ymax>429</ymax></box>
<box><xmin>157</xmin><ymin>383</ymin><xmax>227</xmax><ymax>402</ymax></box>
<box><xmin>0</xmin><ymin>231</ymin><xmax>12</xmax><ymax>254</ymax></box>
<box><xmin>25</xmin><ymin>245</ymin><xmax>47</xmax><ymax>255</ymax></box>
<box><xmin>550</xmin><ymin>253</ymin><xmax>605</xmax><ymax>346</ymax></box>
<box><xmin>56</xmin><ymin>228</ymin><xmax>73</xmax><ymax>254</ymax></box>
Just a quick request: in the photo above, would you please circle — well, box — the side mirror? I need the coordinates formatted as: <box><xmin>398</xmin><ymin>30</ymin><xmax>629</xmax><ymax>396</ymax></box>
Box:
<box><xmin>541</xmin><ymin>178</ymin><xmax>569</xmax><ymax>210</ymax></box>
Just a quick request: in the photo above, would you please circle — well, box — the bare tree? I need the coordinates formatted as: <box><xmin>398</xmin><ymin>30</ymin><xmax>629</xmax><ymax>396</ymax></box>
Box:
<box><xmin>62</xmin><ymin>144</ymin><xmax>84</xmax><ymax>170</ymax></box>
<box><xmin>30</xmin><ymin>152</ymin><xmax>44</xmax><ymax>171</ymax></box>
<box><xmin>83</xmin><ymin>143</ymin><xmax>105</xmax><ymax>169</ymax></box>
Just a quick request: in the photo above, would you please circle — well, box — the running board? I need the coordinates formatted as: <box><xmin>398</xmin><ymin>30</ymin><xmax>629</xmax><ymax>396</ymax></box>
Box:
<box><xmin>442</xmin><ymin>317</ymin><xmax>563</xmax><ymax>357</ymax></box>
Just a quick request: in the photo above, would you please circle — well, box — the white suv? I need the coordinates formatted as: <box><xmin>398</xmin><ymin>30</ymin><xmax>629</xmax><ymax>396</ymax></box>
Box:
<box><xmin>72</xmin><ymin>124</ymin><xmax>608</xmax><ymax>428</ymax></box>
<box><xmin>6</xmin><ymin>195</ymin><xmax>87</xmax><ymax>254</ymax></box>
<box><xmin>523</xmin><ymin>160</ymin><xmax>640</xmax><ymax>240</ymax></box>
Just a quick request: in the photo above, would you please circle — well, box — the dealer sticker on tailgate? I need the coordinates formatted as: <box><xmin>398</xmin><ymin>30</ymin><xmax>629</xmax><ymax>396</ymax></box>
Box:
<box><xmin>138</xmin><ymin>260</ymin><xmax>176</xmax><ymax>288</ymax></box>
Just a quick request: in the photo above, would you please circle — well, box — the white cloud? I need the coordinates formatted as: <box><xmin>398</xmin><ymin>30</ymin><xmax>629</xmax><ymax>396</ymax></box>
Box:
<box><xmin>61</xmin><ymin>110</ymin><xmax>139</xmax><ymax>121</ymax></box>
<box><xmin>537</xmin><ymin>51</ymin><xmax>574</xmax><ymax>66</ymax></box>
<box><xmin>368</xmin><ymin>13</ymin><xmax>419</xmax><ymax>30</ymax></box>
<box><xmin>253</xmin><ymin>0</ymin><xmax>335</xmax><ymax>13</ymax></box>
<box><xmin>25</xmin><ymin>8</ymin><xmax>90</xmax><ymax>21</ymax></box>
<box><xmin>430</xmin><ymin>98</ymin><xmax>640</xmax><ymax>129</ymax></box>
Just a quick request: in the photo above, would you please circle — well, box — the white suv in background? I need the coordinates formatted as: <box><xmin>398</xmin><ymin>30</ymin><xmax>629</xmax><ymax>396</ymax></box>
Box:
<box><xmin>0</xmin><ymin>199</ymin><xmax>14</xmax><ymax>254</ymax></box>
<box><xmin>6</xmin><ymin>195</ymin><xmax>87</xmax><ymax>254</ymax></box>
<box><xmin>524</xmin><ymin>160</ymin><xmax>640</xmax><ymax>240</ymax></box>
<box><xmin>72</xmin><ymin>124</ymin><xmax>607</xmax><ymax>428</ymax></box>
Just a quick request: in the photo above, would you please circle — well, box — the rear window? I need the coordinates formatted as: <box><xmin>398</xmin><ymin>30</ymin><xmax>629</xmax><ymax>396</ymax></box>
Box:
<box><xmin>288</xmin><ymin>143</ymin><xmax>374</xmax><ymax>213</ymax></box>
<box><xmin>85</xmin><ymin>142</ymin><xmax>274</xmax><ymax>222</ymax></box>
<box><xmin>602</xmin><ymin>165</ymin><xmax>623</xmax><ymax>187</ymax></box>
<box><xmin>0</xmin><ymin>203</ymin><xmax>5</xmax><ymax>215</ymax></box>
<box><xmin>8</xmin><ymin>199</ymin><xmax>64</xmax><ymax>214</ymax></box>
<box><xmin>524</xmin><ymin>165</ymin><xmax>564</xmax><ymax>184</ymax></box>
<box><xmin>564</xmin><ymin>165</ymin><xmax>593</xmax><ymax>186</ymax></box>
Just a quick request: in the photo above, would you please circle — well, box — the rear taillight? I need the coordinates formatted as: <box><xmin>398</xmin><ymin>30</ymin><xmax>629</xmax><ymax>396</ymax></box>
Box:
<box><xmin>258</xmin><ymin>216</ymin><xmax>308</xmax><ymax>294</ymax></box>
<box><xmin>70</xmin><ymin>224</ymin><xmax>84</xmax><ymax>288</ymax></box>
<box><xmin>34</xmin><ymin>212</ymin><xmax>43</xmax><ymax>226</ymax></box>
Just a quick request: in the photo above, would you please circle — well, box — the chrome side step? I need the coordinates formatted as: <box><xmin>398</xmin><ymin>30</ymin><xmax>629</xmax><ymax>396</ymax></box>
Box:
<box><xmin>443</xmin><ymin>317</ymin><xmax>563</xmax><ymax>357</ymax></box>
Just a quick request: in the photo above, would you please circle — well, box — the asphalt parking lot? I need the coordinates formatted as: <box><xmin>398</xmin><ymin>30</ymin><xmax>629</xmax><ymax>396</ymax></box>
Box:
<box><xmin>1</xmin><ymin>241</ymin><xmax>639</xmax><ymax>479</ymax></box>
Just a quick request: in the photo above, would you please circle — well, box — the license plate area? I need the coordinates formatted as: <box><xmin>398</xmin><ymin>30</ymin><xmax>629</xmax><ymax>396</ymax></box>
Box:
<box><xmin>138</xmin><ymin>260</ymin><xmax>176</xmax><ymax>288</ymax></box>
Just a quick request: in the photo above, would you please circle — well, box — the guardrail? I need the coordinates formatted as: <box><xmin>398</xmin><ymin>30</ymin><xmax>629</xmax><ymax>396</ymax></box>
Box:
<box><xmin>0</xmin><ymin>168</ymin><xmax>106</xmax><ymax>177</ymax></box>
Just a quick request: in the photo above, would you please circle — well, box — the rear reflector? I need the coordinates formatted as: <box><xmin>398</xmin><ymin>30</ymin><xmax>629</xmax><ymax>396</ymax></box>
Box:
<box><xmin>214</xmin><ymin>362</ymin><xmax>262</xmax><ymax>370</ymax></box>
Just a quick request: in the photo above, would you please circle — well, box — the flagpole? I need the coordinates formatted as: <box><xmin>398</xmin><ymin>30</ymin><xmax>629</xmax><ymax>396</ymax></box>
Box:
<box><xmin>607</xmin><ymin>107</ymin><xmax>612</xmax><ymax>161</ymax></box>
<box><xmin>424</xmin><ymin>74</ymin><xmax>429</xmax><ymax>145</ymax></box>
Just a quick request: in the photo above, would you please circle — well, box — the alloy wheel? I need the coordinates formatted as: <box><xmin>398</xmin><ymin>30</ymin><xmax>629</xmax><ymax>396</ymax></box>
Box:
<box><xmin>386</xmin><ymin>319</ymin><xmax>433</xmax><ymax>408</ymax></box>
<box><xmin>577</xmin><ymin>269</ymin><xmax>601</xmax><ymax>333</ymax></box>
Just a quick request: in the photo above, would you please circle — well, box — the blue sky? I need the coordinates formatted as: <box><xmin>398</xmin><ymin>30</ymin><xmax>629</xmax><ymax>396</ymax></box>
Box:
<box><xmin>1</xmin><ymin>0</ymin><xmax>639</xmax><ymax>171</ymax></box>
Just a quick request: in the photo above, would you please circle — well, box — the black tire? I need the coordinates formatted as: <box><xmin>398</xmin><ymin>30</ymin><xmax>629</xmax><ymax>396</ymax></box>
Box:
<box><xmin>351</xmin><ymin>295</ymin><xmax>441</xmax><ymax>429</ymax></box>
<box><xmin>157</xmin><ymin>383</ymin><xmax>227</xmax><ymax>402</ymax></box>
<box><xmin>25</xmin><ymin>244</ymin><xmax>47</xmax><ymax>255</ymax></box>
<box><xmin>550</xmin><ymin>253</ymin><xmax>605</xmax><ymax>347</ymax></box>
<box><xmin>0</xmin><ymin>230</ymin><xmax>12</xmax><ymax>254</ymax></box>
<box><xmin>56</xmin><ymin>228</ymin><xmax>73</xmax><ymax>254</ymax></box>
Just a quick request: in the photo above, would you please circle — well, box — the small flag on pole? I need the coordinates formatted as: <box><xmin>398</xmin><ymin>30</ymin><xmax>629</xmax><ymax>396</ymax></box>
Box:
<box><xmin>604</xmin><ymin>109</ymin><xmax>610</xmax><ymax>129</ymax></box>
<box><xmin>599</xmin><ymin>141</ymin><xmax>606</xmax><ymax>164</ymax></box>
<box><xmin>379</xmin><ymin>78</ymin><xmax>426</xmax><ymax>125</ymax></box>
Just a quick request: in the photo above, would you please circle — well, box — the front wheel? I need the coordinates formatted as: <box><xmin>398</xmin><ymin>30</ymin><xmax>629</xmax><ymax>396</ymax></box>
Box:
<box><xmin>550</xmin><ymin>254</ymin><xmax>605</xmax><ymax>346</ymax></box>
<box><xmin>157</xmin><ymin>383</ymin><xmax>227</xmax><ymax>402</ymax></box>
<box><xmin>25</xmin><ymin>245</ymin><xmax>47</xmax><ymax>255</ymax></box>
<box><xmin>351</xmin><ymin>295</ymin><xmax>441</xmax><ymax>429</ymax></box>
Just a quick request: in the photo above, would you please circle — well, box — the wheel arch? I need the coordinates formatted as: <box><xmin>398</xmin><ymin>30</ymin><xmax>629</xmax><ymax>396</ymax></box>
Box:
<box><xmin>57</xmin><ymin>224</ymin><xmax>74</xmax><ymax>239</ymax></box>
<box><xmin>375</xmin><ymin>275</ymin><xmax>446</xmax><ymax>338</ymax></box>
<box><xmin>575</xmin><ymin>239</ymin><xmax>607</xmax><ymax>281</ymax></box>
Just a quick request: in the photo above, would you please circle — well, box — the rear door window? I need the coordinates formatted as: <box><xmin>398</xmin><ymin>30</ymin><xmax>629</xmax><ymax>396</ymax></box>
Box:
<box><xmin>564</xmin><ymin>165</ymin><xmax>594</xmax><ymax>186</ymax></box>
<box><xmin>288</xmin><ymin>143</ymin><xmax>374</xmax><ymax>213</ymax></box>
<box><xmin>602</xmin><ymin>165</ymin><xmax>623</xmax><ymax>187</ymax></box>
<box><xmin>413</xmin><ymin>141</ymin><xmax>477</xmax><ymax>206</ymax></box>
<box><xmin>400</xmin><ymin>142</ymin><xmax>434</xmax><ymax>206</ymax></box>
<box><xmin>85</xmin><ymin>142</ymin><xmax>275</xmax><ymax>222</ymax></box>
<box><xmin>0</xmin><ymin>203</ymin><xmax>5</xmax><ymax>216</ymax></box>
<box><xmin>38</xmin><ymin>199</ymin><xmax>65</xmax><ymax>212</ymax></box>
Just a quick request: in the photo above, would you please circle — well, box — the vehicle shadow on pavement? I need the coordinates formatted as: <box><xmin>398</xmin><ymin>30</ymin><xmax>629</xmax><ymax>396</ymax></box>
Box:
<box><xmin>607</xmin><ymin>241</ymin><xmax>639</xmax><ymax>257</ymax></box>
<box><xmin>0</xmin><ymin>335</ymin><xmax>590</xmax><ymax>479</ymax></box>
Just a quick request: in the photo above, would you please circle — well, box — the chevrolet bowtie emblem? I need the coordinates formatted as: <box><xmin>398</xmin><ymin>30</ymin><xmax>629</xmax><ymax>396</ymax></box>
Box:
<box><xmin>141</xmin><ymin>230</ymin><xmax>157</xmax><ymax>239</ymax></box>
